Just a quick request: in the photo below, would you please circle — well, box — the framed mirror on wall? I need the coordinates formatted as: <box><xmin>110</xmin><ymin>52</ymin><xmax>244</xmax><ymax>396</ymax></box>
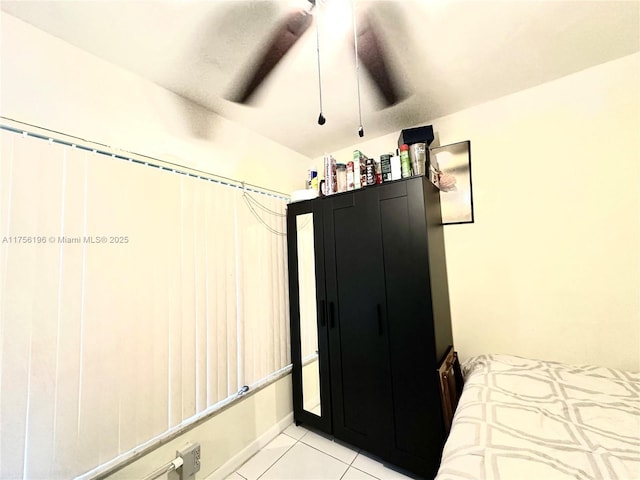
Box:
<box><xmin>430</xmin><ymin>140</ymin><xmax>474</xmax><ymax>225</ymax></box>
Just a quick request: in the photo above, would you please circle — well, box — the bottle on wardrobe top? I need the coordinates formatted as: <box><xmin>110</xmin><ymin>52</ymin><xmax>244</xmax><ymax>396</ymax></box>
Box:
<box><xmin>391</xmin><ymin>150</ymin><xmax>402</xmax><ymax>180</ymax></box>
<box><xmin>400</xmin><ymin>144</ymin><xmax>411</xmax><ymax>178</ymax></box>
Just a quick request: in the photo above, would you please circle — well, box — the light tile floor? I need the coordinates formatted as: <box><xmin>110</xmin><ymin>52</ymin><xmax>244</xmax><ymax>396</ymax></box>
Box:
<box><xmin>226</xmin><ymin>423</ymin><xmax>418</xmax><ymax>480</ymax></box>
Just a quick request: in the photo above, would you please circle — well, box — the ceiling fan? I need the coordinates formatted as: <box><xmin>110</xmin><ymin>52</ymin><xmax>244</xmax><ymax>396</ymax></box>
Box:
<box><xmin>227</xmin><ymin>0</ymin><xmax>406</xmax><ymax>118</ymax></box>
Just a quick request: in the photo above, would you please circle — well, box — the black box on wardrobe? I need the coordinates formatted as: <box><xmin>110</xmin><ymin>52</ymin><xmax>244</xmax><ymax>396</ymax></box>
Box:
<box><xmin>398</xmin><ymin>125</ymin><xmax>434</xmax><ymax>147</ymax></box>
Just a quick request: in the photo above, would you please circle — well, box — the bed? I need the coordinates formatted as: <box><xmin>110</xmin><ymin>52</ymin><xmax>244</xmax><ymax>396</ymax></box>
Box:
<box><xmin>435</xmin><ymin>354</ymin><xmax>640</xmax><ymax>480</ymax></box>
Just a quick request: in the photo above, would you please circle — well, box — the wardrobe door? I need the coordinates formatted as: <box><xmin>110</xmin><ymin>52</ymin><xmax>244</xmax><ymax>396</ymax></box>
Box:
<box><xmin>287</xmin><ymin>200</ymin><xmax>332</xmax><ymax>433</ymax></box>
<box><xmin>323</xmin><ymin>190</ymin><xmax>394</xmax><ymax>455</ymax></box>
<box><xmin>378</xmin><ymin>178</ymin><xmax>445</xmax><ymax>476</ymax></box>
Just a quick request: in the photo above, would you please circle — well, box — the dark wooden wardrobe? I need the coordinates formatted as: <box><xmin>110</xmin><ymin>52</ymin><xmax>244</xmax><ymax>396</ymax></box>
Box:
<box><xmin>287</xmin><ymin>176</ymin><xmax>454</xmax><ymax>478</ymax></box>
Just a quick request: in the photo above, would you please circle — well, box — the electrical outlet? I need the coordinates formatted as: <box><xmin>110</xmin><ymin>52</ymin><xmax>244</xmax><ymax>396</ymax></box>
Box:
<box><xmin>177</xmin><ymin>442</ymin><xmax>201</xmax><ymax>480</ymax></box>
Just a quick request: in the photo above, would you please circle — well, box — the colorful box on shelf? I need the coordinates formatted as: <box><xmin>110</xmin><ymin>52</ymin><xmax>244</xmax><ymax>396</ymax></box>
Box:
<box><xmin>353</xmin><ymin>150</ymin><xmax>368</xmax><ymax>189</ymax></box>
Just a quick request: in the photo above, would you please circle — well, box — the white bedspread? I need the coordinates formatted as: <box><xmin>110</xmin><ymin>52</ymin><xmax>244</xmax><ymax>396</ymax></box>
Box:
<box><xmin>435</xmin><ymin>354</ymin><xmax>640</xmax><ymax>480</ymax></box>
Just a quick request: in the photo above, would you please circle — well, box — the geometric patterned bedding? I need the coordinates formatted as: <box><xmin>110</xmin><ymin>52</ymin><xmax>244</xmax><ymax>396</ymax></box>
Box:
<box><xmin>435</xmin><ymin>354</ymin><xmax>640</xmax><ymax>480</ymax></box>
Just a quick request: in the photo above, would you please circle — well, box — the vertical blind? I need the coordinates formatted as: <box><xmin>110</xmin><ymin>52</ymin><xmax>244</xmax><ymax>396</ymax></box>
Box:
<box><xmin>0</xmin><ymin>128</ymin><xmax>290</xmax><ymax>479</ymax></box>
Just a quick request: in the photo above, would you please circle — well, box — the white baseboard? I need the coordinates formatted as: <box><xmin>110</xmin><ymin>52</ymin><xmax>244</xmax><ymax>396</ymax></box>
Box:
<box><xmin>203</xmin><ymin>412</ymin><xmax>294</xmax><ymax>480</ymax></box>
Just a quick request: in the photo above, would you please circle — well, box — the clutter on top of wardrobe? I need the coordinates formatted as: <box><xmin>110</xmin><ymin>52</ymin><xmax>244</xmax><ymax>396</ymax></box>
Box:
<box><xmin>291</xmin><ymin>167</ymin><xmax>320</xmax><ymax>202</ymax></box>
<box><xmin>291</xmin><ymin>124</ymin><xmax>438</xmax><ymax>201</ymax></box>
<box><xmin>317</xmin><ymin>124</ymin><xmax>437</xmax><ymax>197</ymax></box>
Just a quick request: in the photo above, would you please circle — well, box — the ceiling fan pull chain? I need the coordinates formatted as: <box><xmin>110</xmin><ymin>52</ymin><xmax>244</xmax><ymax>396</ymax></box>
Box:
<box><xmin>352</xmin><ymin>2</ymin><xmax>364</xmax><ymax>137</ymax></box>
<box><xmin>315</xmin><ymin>1</ymin><xmax>326</xmax><ymax>126</ymax></box>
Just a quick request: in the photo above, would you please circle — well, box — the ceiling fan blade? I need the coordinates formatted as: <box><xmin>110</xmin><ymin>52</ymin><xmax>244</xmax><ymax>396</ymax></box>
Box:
<box><xmin>232</xmin><ymin>9</ymin><xmax>313</xmax><ymax>104</ymax></box>
<box><xmin>356</xmin><ymin>10</ymin><xmax>404</xmax><ymax>107</ymax></box>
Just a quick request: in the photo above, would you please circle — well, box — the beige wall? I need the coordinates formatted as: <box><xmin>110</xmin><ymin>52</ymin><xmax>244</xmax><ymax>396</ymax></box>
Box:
<box><xmin>0</xmin><ymin>13</ymin><xmax>311</xmax><ymax>195</ymax></box>
<box><xmin>108</xmin><ymin>375</ymin><xmax>293</xmax><ymax>480</ymax></box>
<box><xmin>1</xmin><ymin>12</ymin><xmax>306</xmax><ymax>480</ymax></box>
<box><xmin>319</xmin><ymin>53</ymin><xmax>640</xmax><ymax>372</ymax></box>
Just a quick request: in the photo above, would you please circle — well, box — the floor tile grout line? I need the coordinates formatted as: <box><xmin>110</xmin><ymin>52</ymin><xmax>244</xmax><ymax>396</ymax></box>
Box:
<box><xmin>320</xmin><ymin>444</ymin><xmax>412</xmax><ymax>480</ymax></box>
<box><xmin>234</xmin><ymin>425</ymin><xmax>406</xmax><ymax>480</ymax></box>
<box><xmin>282</xmin><ymin>426</ymin><xmax>389</xmax><ymax>479</ymax></box>
<box><xmin>253</xmin><ymin>438</ymin><xmax>298</xmax><ymax>480</ymax></box>
<box><xmin>296</xmin><ymin>440</ymin><xmax>356</xmax><ymax>467</ymax></box>
<box><xmin>275</xmin><ymin>437</ymin><xmax>359</xmax><ymax>480</ymax></box>
<box><xmin>269</xmin><ymin>428</ymin><xmax>363</xmax><ymax>479</ymax></box>
<box><xmin>339</xmin><ymin>464</ymin><xmax>384</xmax><ymax>480</ymax></box>
<box><xmin>297</xmin><ymin>430</ymin><xmax>366</xmax><ymax>466</ymax></box>
<box><xmin>342</xmin><ymin>450</ymin><xmax>384</xmax><ymax>480</ymax></box>
<box><xmin>302</xmin><ymin>443</ymin><xmax>401</xmax><ymax>480</ymax></box>
<box><xmin>296</xmin><ymin>429</ymin><xmax>363</xmax><ymax>465</ymax></box>
<box><xmin>256</xmin><ymin>442</ymin><xmax>298</xmax><ymax>480</ymax></box>
<box><xmin>282</xmin><ymin>430</ymin><xmax>307</xmax><ymax>441</ymax></box>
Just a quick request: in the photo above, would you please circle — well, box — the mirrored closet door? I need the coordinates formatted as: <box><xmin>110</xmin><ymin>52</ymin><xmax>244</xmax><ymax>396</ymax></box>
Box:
<box><xmin>286</xmin><ymin>201</ymin><xmax>332</xmax><ymax>432</ymax></box>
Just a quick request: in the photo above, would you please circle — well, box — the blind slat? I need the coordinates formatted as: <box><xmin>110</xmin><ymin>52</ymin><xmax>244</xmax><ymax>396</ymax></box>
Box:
<box><xmin>0</xmin><ymin>127</ymin><xmax>290</xmax><ymax>479</ymax></box>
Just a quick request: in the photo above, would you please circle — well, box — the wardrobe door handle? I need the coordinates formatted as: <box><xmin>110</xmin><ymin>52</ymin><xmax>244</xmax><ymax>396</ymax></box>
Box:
<box><xmin>329</xmin><ymin>302</ymin><xmax>336</xmax><ymax>329</ymax></box>
<box><xmin>319</xmin><ymin>300</ymin><xmax>326</xmax><ymax>327</ymax></box>
<box><xmin>377</xmin><ymin>304</ymin><xmax>383</xmax><ymax>335</ymax></box>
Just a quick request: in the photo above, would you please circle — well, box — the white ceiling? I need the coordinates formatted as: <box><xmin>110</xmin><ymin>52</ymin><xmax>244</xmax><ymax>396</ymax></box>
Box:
<box><xmin>2</xmin><ymin>0</ymin><xmax>639</xmax><ymax>158</ymax></box>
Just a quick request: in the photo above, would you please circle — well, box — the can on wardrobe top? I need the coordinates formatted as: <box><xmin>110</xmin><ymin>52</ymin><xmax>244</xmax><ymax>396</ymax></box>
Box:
<box><xmin>380</xmin><ymin>154</ymin><xmax>392</xmax><ymax>182</ymax></box>
<box><xmin>365</xmin><ymin>157</ymin><xmax>376</xmax><ymax>186</ymax></box>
